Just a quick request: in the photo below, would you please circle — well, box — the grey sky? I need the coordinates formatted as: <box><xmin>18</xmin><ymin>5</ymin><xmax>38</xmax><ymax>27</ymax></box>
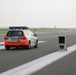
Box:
<box><xmin>0</xmin><ymin>0</ymin><xmax>76</xmax><ymax>28</ymax></box>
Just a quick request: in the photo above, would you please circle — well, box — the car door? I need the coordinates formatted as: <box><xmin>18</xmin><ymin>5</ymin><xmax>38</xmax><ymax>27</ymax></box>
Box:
<box><xmin>28</xmin><ymin>30</ymin><xmax>35</xmax><ymax>46</ymax></box>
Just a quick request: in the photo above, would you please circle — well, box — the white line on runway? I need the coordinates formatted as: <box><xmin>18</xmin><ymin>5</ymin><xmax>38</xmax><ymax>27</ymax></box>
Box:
<box><xmin>0</xmin><ymin>42</ymin><xmax>4</xmax><ymax>45</ymax></box>
<box><xmin>0</xmin><ymin>46</ymin><xmax>5</xmax><ymax>50</ymax></box>
<box><xmin>0</xmin><ymin>44</ymin><xmax>76</xmax><ymax>75</ymax></box>
<box><xmin>38</xmin><ymin>41</ymin><xmax>46</xmax><ymax>43</ymax></box>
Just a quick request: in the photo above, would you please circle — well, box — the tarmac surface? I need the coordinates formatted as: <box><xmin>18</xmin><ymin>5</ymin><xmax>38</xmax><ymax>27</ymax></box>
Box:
<box><xmin>0</xmin><ymin>31</ymin><xmax>76</xmax><ymax>74</ymax></box>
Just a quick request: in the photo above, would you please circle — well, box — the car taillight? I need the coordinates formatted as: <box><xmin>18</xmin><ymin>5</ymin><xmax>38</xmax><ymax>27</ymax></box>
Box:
<box><xmin>17</xmin><ymin>36</ymin><xmax>26</xmax><ymax>42</ymax></box>
<box><xmin>20</xmin><ymin>36</ymin><xmax>26</xmax><ymax>39</ymax></box>
<box><xmin>21</xmin><ymin>31</ymin><xmax>26</xmax><ymax>39</ymax></box>
<box><xmin>4</xmin><ymin>36</ymin><xmax>8</xmax><ymax>40</ymax></box>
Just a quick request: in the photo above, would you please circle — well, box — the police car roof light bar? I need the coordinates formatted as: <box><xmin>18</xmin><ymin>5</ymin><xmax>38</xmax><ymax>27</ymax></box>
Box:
<box><xmin>9</xmin><ymin>26</ymin><xmax>29</xmax><ymax>30</ymax></box>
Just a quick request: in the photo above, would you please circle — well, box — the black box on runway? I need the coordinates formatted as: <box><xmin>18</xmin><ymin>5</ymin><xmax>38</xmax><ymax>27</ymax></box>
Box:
<box><xmin>58</xmin><ymin>35</ymin><xmax>67</xmax><ymax>51</ymax></box>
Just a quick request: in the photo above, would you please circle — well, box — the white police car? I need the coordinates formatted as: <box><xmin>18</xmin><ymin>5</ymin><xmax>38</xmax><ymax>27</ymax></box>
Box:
<box><xmin>4</xmin><ymin>26</ymin><xmax>38</xmax><ymax>50</ymax></box>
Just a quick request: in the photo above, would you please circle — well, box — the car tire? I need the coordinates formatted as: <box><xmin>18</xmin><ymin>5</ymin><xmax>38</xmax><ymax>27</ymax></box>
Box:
<box><xmin>5</xmin><ymin>46</ymin><xmax>10</xmax><ymax>50</ymax></box>
<box><xmin>16</xmin><ymin>47</ymin><xmax>19</xmax><ymax>49</ymax></box>
<box><xmin>34</xmin><ymin>40</ymin><xmax>38</xmax><ymax>48</ymax></box>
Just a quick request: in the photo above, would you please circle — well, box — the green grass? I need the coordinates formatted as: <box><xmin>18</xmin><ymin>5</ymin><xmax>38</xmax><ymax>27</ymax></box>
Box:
<box><xmin>0</xmin><ymin>29</ymin><xmax>8</xmax><ymax>34</ymax></box>
<box><xmin>0</xmin><ymin>28</ymin><xmax>64</xmax><ymax>34</ymax></box>
<box><xmin>30</xmin><ymin>28</ymin><xmax>64</xmax><ymax>33</ymax></box>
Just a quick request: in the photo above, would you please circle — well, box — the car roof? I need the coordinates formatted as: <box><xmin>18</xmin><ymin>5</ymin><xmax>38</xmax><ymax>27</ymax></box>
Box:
<box><xmin>8</xmin><ymin>29</ymin><xmax>27</xmax><ymax>31</ymax></box>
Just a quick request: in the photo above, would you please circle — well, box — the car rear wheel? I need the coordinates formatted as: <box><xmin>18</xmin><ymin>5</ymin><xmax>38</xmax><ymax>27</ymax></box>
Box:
<box><xmin>5</xmin><ymin>46</ymin><xmax>10</xmax><ymax>50</ymax></box>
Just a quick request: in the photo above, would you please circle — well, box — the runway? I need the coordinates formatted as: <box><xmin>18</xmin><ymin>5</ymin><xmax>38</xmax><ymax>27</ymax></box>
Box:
<box><xmin>0</xmin><ymin>31</ymin><xmax>76</xmax><ymax>75</ymax></box>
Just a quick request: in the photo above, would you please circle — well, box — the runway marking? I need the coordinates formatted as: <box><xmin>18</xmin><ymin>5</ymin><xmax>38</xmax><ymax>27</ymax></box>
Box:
<box><xmin>0</xmin><ymin>46</ymin><xmax>5</xmax><ymax>50</ymax></box>
<box><xmin>0</xmin><ymin>41</ymin><xmax>46</xmax><ymax>50</ymax></box>
<box><xmin>0</xmin><ymin>42</ymin><xmax>4</xmax><ymax>46</ymax></box>
<box><xmin>0</xmin><ymin>44</ymin><xmax>76</xmax><ymax>75</ymax></box>
<box><xmin>0</xmin><ymin>42</ymin><xmax>4</xmax><ymax>44</ymax></box>
<box><xmin>38</xmin><ymin>41</ymin><xmax>46</xmax><ymax>43</ymax></box>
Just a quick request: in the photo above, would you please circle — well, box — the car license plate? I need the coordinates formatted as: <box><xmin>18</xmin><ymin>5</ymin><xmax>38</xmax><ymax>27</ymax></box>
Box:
<box><xmin>8</xmin><ymin>38</ymin><xmax>18</xmax><ymax>42</ymax></box>
<box><xmin>11</xmin><ymin>38</ymin><xmax>17</xmax><ymax>42</ymax></box>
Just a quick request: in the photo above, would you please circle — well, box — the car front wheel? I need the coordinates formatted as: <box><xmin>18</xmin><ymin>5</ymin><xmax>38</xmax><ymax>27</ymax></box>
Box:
<box><xmin>34</xmin><ymin>40</ymin><xmax>38</xmax><ymax>48</ymax></box>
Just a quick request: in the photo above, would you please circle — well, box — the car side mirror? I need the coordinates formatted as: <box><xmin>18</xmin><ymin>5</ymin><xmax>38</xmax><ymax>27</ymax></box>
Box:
<box><xmin>34</xmin><ymin>33</ymin><xmax>37</xmax><ymax>36</ymax></box>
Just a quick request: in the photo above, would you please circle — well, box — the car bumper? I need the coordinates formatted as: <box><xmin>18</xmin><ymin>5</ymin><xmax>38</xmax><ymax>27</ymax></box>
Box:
<box><xmin>4</xmin><ymin>41</ymin><xmax>29</xmax><ymax>47</ymax></box>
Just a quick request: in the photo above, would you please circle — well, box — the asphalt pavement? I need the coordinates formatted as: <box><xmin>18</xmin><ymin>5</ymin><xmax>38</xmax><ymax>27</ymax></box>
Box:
<box><xmin>32</xmin><ymin>51</ymin><xmax>76</xmax><ymax>75</ymax></box>
<box><xmin>0</xmin><ymin>31</ymin><xmax>76</xmax><ymax>74</ymax></box>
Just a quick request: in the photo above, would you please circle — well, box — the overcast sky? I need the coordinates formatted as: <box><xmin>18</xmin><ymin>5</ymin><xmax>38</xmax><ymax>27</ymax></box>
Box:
<box><xmin>0</xmin><ymin>0</ymin><xmax>76</xmax><ymax>28</ymax></box>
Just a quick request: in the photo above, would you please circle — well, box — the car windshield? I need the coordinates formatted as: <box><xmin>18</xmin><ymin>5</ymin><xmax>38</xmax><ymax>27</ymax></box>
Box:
<box><xmin>7</xmin><ymin>31</ymin><xmax>23</xmax><ymax>37</ymax></box>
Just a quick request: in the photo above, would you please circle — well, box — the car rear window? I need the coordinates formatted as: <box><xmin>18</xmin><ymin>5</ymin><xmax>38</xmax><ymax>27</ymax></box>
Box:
<box><xmin>7</xmin><ymin>31</ymin><xmax>23</xmax><ymax>36</ymax></box>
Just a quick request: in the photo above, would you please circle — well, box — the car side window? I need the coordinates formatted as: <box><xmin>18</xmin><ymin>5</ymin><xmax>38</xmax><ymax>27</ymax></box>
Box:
<box><xmin>28</xmin><ymin>30</ymin><xmax>34</xmax><ymax>36</ymax></box>
<box><xmin>24</xmin><ymin>31</ymin><xmax>29</xmax><ymax>35</ymax></box>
